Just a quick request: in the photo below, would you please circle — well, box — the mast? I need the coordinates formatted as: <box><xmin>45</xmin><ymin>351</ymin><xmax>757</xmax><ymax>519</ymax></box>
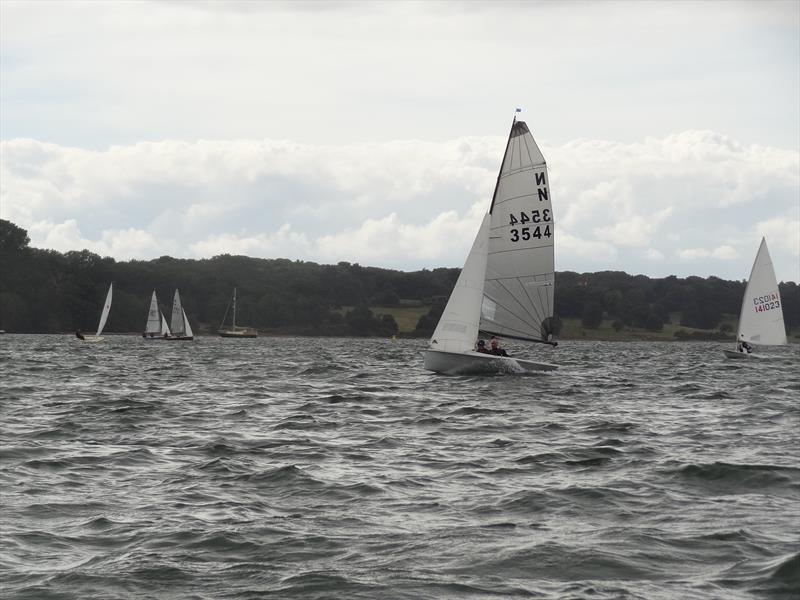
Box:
<box><xmin>233</xmin><ymin>287</ymin><xmax>237</xmax><ymax>330</ymax></box>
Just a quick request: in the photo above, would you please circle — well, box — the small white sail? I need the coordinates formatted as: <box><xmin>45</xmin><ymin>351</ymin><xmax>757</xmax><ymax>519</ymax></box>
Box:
<box><xmin>160</xmin><ymin>311</ymin><xmax>171</xmax><ymax>336</ymax></box>
<box><xmin>145</xmin><ymin>291</ymin><xmax>161</xmax><ymax>335</ymax></box>
<box><xmin>737</xmin><ymin>238</ymin><xmax>786</xmax><ymax>345</ymax></box>
<box><xmin>429</xmin><ymin>214</ymin><xmax>491</xmax><ymax>353</ymax></box>
<box><xmin>481</xmin><ymin>120</ymin><xmax>555</xmax><ymax>342</ymax></box>
<box><xmin>182</xmin><ymin>308</ymin><xmax>194</xmax><ymax>338</ymax></box>
<box><xmin>171</xmin><ymin>289</ymin><xmax>185</xmax><ymax>336</ymax></box>
<box><xmin>96</xmin><ymin>283</ymin><xmax>113</xmax><ymax>337</ymax></box>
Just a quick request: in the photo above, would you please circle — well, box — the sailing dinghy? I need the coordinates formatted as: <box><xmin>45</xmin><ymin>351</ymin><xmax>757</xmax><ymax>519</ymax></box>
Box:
<box><xmin>723</xmin><ymin>238</ymin><xmax>786</xmax><ymax>359</ymax></box>
<box><xmin>218</xmin><ymin>287</ymin><xmax>258</xmax><ymax>338</ymax></box>
<box><xmin>424</xmin><ymin>116</ymin><xmax>558</xmax><ymax>374</ymax></box>
<box><xmin>166</xmin><ymin>289</ymin><xmax>194</xmax><ymax>341</ymax></box>
<box><xmin>78</xmin><ymin>283</ymin><xmax>113</xmax><ymax>342</ymax></box>
<box><xmin>142</xmin><ymin>290</ymin><xmax>170</xmax><ymax>339</ymax></box>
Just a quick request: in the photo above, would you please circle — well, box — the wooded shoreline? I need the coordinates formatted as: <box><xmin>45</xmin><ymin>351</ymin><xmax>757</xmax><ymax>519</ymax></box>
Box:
<box><xmin>2</xmin><ymin>219</ymin><xmax>798</xmax><ymax>340</ymax></box>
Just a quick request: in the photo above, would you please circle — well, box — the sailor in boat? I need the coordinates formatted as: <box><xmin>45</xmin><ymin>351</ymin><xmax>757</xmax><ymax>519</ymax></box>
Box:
<box><xmin>737</xmin><ymin>336</ymin><xmax>753</xmax><ymax>354</ymax></box>
<box><xmin>476</xmin><ymin>339</ymin><xmax>490</xmax><ymax>354</ymax></box>
<box><xmin>489</xmin><ymin>337</ymin><xmax>508</xmax><ymax>357</ymax></box>
<box><xmin>75</xmin><ymin>329</ymin><xmax>85</xmax><ymax>340</ymax></box>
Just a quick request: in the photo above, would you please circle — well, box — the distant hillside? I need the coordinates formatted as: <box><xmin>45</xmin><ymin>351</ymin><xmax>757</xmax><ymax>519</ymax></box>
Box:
<box><xmin>2</xmin><ymin>219</ymin><xmax>798</xmax><ymax>339</ymax></box>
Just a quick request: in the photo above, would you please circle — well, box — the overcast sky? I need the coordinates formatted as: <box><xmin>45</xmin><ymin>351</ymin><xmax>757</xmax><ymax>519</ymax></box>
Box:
<box><xmin>1</xmin><ymin>0</ymin><xmax>798</xmax><ymax>281</ymax></box>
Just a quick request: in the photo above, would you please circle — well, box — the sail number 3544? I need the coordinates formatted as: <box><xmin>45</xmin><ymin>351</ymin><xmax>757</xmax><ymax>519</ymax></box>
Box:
<box><xmin>509</xmin><ymin>210</ymin><xmax>552</xmax><ymax>242</ymax></box>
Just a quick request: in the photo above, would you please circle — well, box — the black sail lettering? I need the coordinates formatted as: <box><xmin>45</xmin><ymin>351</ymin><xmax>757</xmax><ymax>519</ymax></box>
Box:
<box><xmin>538</xmin><ymin>188</ymin><xmax>549</xmax><ymax>202</ymax></box>
<box><xmin>535</xmin><ymin>172</ymin><xmax>546</xmax><ymax>186</ymax></box>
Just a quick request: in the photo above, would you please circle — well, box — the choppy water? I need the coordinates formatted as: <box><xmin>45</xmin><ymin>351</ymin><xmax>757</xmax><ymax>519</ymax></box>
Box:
<box><xmin>1</xmin><ymin>335</ymin><xmax>798</xmax><ymax>599</ymax></box>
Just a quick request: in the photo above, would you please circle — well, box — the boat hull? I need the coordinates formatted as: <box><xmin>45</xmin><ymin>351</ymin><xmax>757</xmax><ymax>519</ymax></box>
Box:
<box><xmin>723</xmin><ymin>349</ymin><xmax>757</xmax><ymax>360</ymax></box>
<box><xmin>165</xmin><ymin>335</ymin><xmax>194</xmax><ymax>341</ymax></box>
<box><xmin>218</xmin><ymin>331</ymin><xmax>258</xmax><ymax>338</ymax></box>
<box><xmin>424</xmin><ymin>349</ymin><xmax>557</xmax><ymax>375</ymax></box>
<box><xmin>78</xmin><ymin>335</ymin><xmax>105</xmax><ymax>343</ymax></box>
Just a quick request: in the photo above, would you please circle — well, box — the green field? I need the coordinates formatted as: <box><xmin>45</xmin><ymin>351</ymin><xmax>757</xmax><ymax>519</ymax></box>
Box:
<box><xmin>369</xmin><ymin>305</ymin><xmax>430</xmax><ymax>333</ymax></box>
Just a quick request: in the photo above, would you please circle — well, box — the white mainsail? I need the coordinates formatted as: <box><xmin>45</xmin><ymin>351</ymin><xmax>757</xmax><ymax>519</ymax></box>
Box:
<box><xmin>171</xmin><ymin>290</ymin><xmax>185</xmax><ymax>336</ymax></box>
<box><xmin>429</xmin><ymin>214</ymin><xmax>491</xmax><ymax>353</ymax></box>
<box><xmin>145</xmin><ymin>291</ymin><xmax>161</xmax><ymax>335</ymax></box>
<box><xmin>736</xmin><ymin>238</ymin><xmax>786</xmax><ymax>346</ymax></box>
<box><xmin>96</xmin><ymin>283</ymin><xmax>113</xmax><ymax>337</ymax></box>
<box><xmin>480</xmin><ymin>120</ymin><xmax>555</xmax><ymax>342</ymax></box>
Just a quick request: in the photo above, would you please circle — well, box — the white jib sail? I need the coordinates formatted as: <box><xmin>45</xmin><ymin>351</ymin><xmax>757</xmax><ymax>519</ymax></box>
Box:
<box><xmin>145</xmin><ymin>291</ymin><xmax>161</xmax><ymax>334</ymax></box>
<box><xmin>737</xmin><ymin>238</ymin><xmax>786</xmax><ymax>345</ymax></box>
<box><xmin>428</xmin><ymin>213</ymin><xmax>491</xmax><ymax>354</ymax></box>
<box><xmin>96</xmin><ymin>283</ymin><xmax>113</xmax><ymax>336</ymax></box>
<box><xmin>160</xmin><ymin>311</ymin><xmax>171</xmax><ymax>336</ymax></box>
<box><xmin>171</xmin><ymin>290</ymin><xmax>185</xmax><ymax>336</ymax></box>
<box><xmin>481</xmin><ymin>120</ymin><xmax>555</xmax><ymax>342</ymax></box>
<box><xmin>182</xmin><ymin>308</ymin><xmax>194</xmax><ymax>338</ymax></box>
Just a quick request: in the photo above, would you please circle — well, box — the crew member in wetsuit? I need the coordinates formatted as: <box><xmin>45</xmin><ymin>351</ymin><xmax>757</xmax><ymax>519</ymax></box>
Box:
<box><xmin>489</xmin><ymin>337</ymin><xmax>508</xmax><ymax>357</ymax></box>
<box><xmin>476</xmin><ymin>339</ymin><xmax>490</xmax><ymax>353</ymax></box>
<box><xmin>75</xmin><ymin>330</ymin><xmax>85</xmax><ymax>340</ymax></box>
<box><xmin>738</xmin><ymin>340</ymin><xmax>753</xmax><ymax>354</ymax></box>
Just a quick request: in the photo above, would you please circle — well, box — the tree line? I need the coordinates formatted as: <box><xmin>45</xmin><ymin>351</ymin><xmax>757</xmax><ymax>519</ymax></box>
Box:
<box><xmin>1</xmin><ymin>219</ymin><xmax>798</xmax><ymax>337</ymax></box>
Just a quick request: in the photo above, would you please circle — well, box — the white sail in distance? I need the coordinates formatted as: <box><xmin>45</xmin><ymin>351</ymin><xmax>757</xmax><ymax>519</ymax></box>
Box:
<box><xmin>145</xmin><ymin>291</ymin><xmax>161</xmax><ymax>334</ymax></box>
<box><xmin>171</xmin><ymin>290</ymin><xmax>185</xmax><ymax>336</ymax></box>
<box><xmin>160</xmin><ymin>312</ymin><xmax>171</xmax><ymax>336</ymax></box>
<box><xmin>737</xmin><ymin>238</ymin><xmax>786</xmax><ymax>345</ymax></box>
<box><xmin>429</xmin><ymin>214</ymin><xmax>491</xmax><ymax>353</ymax></box>
<box><xmin>183</xmin><ymin>309</ymin><xmax>194</xmax><ymax>339</ymax></box>
<box><xmin>480</xmin><ymin>120</ymin><xmax>555</xmax><ymax>343</ymax></box>
<box><xmin>96</xmin><ymin>283</ymin><xmax>113</xmax><ymax>337</ymax></box>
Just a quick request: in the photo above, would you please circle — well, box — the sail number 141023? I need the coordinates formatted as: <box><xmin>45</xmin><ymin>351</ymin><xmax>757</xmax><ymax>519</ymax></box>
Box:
<box><xmin>509</xmin><ymin>210</ymin><xmax>552</xmax><ymax>243</ymax></box>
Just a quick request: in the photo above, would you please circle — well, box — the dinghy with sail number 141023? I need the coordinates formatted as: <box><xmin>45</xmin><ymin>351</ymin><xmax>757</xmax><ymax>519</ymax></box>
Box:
<box><xmin>723</xmin><ymin>237</ymin><xmax>787</xmax><ymax>360</ymax></box>
<box><xmin>424</xmin><ymin>114</ymin><xmax>558</xmax><ymax>375</ymax></box>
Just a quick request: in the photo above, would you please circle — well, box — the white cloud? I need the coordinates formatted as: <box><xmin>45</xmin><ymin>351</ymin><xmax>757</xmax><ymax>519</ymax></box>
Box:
<box><xmin>594</xmin><ymin>208</ymin><xmax>673</xmax><ymax>247</ymax></box>
<box><xmin>316</xmin><ymin>203</ymin><xmax>485</xmax><ymax>265</ymax></box>
<box><xmin>1</xmin><ymin>130</ymin><xmax>798</xmax><ymax>280</ymax></box>
<box><xmin>712</xmin><ymin>245</ymin><xmax>739</xmax><ymax>260</ymax></box>
<box><xmin>190</xmin><ymin>224</ymin><xmax>311</xmax><ymax>258</ymax></box>
<box><xmin>26</xmin><ymin>219</ymin><xmax>171</xmax><ymax>260</ymax></box>
<box><xmin>678</xmin><ymin>245</ymin><xmax>739</xmax><ymax>260</ymax></box>
<box><xmin>756</xmin><ymin>218</ymin><xmax>800</xmax><ymax>257</ymax></box>
<box><xmin>555</xmin><ymin>233</ymin><xmax>618</xmax><ymax>264</ymax></box>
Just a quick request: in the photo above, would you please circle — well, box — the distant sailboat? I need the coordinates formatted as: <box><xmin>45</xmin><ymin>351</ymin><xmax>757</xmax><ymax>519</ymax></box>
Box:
<box><xmin>424</xmin><ymin>115</ymin><xmax>558</xmax><ymax>374</ymax></box>
<box><xmin>218</xmin><ymin>287</ymin><xmax>258</xmax><ymax>338</ymax></box>
<box><xmin>142</xmin><ymin>290</ymin><xmax>170</xmax><ymax>339</ymax></box>
<box><xmin>77</xmin><ymin>283</ymin><xmax>113</xmax><ymax>342</ymax></box>
<box><xmin>723</xmin><ymin>238</ymin><xmax>786</xmax><ymax>359</ymax></box>
<box><xmin>166</xmin><ymin>289</ymin><xmax>194</xmax><ymax>341</ymax></box>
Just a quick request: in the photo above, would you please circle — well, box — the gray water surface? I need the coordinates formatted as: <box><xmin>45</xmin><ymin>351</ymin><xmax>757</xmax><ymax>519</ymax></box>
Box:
<box><xmin>1</xmin><ymin>335</ymin><xmax>798</xmax><ymax>599</ymax></box>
